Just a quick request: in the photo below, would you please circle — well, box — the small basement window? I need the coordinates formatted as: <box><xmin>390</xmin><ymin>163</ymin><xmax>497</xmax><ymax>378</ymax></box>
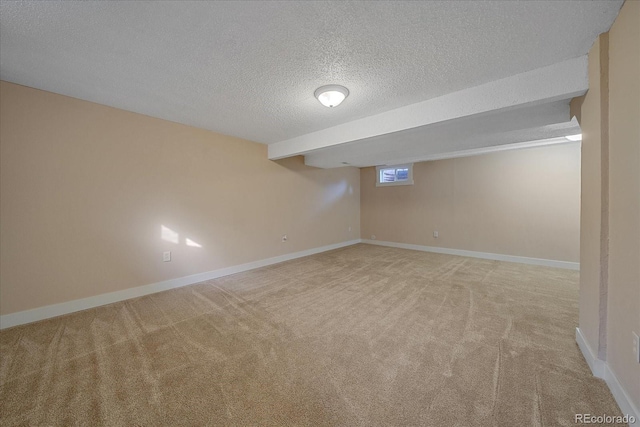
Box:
<box><xmin>376</xmin><ymin>164</ymin><xmax>414</xmax><ymax>187</ymax></box>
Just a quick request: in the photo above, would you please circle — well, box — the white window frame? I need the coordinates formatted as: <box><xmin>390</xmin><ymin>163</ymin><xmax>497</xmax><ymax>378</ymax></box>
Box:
<box><xmin>376</xmin><ymin>164</ymin><xmax>414</xmax><ymax>187</ymax></box>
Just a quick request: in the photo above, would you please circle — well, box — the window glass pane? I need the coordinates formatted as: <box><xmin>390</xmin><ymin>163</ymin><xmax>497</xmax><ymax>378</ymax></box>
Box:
<box><xmin>381</xmin><ymin>169</ymin><xmax>396</xmax><ymax>182</ymax></box>
<box><xmin>396</xmin><ymin>168</ymin><xmax>409</xmax><ymax>181</ymax></box>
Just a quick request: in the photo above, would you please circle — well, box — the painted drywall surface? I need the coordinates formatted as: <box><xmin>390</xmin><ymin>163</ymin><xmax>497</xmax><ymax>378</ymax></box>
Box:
<box><xmin>578</xmin><ymin>35</ymin><xmax>606</xmax><ymax>359</ymax></box>
<box><xmin>0</xmin><ymin>81</ymin><xmax>360</xmax><ymax>315</ymax></box>
<box><xmin>606</xmin><ymin>0</ymin><xmax>640</xmax><ymax>409</ymax></box>
<box><xmin>360</xmin><ymin>142</ymin><xmax>580</xmax><ymax>262</ymax></box>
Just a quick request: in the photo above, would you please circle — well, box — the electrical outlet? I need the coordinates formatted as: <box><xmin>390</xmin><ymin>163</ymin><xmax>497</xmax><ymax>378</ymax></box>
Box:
<box><xmin>371</xmin><ymin>235</ymin><xmax>376</xmax><ymax>240</ymax></box>
<box><xmin>433</xmin><ymin>231</ymin><xmax>439</xmax><ymax>238</ymax></box>
<box><xmin>348</xmin><ymin>226</ymin><xmax>352</xmax><ymax>232</ymax></box>
<box><xmin>633</xmin><ymin>332</ymin><xmax>640</xmax><ymax>364</ymax></box>
<box><xmin>163</xmin><ymin>251</ymin><xmax>171</xmax><ymax>262</ymax></box>
<box><xmin>282</xmin><ymin>234</ymin><xmax>288</xmax><ymax>242</ymax></box>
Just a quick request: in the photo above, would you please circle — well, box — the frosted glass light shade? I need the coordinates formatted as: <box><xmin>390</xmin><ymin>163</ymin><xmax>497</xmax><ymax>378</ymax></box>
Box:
<box><xmin>314</xmin><ymin>85</ymin><xmax>349</xmax><ymax>108</ymax></box>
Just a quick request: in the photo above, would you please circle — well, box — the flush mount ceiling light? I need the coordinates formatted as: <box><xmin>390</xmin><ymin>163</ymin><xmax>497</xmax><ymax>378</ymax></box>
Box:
<box><xmin>314</xmin><ymin>85</ymin><xmax>349</xmax><ymax>108</ymax></box>
<box><xmin>565</xmin><ymin>134</ymin><xmax>582</xmax><ymax>141</ymax></box>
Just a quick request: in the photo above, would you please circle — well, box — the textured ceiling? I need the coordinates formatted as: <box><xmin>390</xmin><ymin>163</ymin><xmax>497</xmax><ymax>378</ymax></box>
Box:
<box><xmin>0</xmin><ymin>0</ymin><xmax>623</xmax><ymax>147</ymax></box>
<box><xmin>269</xmin><ymin>56</ymin><xmax>589</xmax><ymax>162</ymax></box>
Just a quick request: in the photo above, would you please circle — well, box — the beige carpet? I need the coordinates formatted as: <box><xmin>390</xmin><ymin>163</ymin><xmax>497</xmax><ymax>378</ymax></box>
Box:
<box><xmin>0</xmin><ymin>244</ymin><xmax>621</xmax><ymax>426</ymax></box>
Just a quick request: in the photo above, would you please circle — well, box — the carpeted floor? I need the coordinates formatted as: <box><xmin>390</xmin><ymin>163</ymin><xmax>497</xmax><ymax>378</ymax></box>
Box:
<box><xmin>0</xmin><ymin>244</ymin><xmax>621</xmax><ymax>426</ymax></box>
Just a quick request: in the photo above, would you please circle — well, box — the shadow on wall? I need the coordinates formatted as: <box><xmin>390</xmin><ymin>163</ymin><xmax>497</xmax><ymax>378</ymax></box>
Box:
<box><xmin>273</xmin><ymin>155</ymin><xmax>309</xmax><ymax>172</ymax></box>
<box><xmin>274</xmin><ymin>155</ymin><xmax>355</xmax><ymax>215</ymax></box>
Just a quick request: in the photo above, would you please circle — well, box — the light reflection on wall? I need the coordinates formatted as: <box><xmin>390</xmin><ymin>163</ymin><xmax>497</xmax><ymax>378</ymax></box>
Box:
<box><xmin>185</xmin><ymin>238</ymin><xmax>202</xmax><ymax>248</ymax></box>
<box><xmin>161</xmin><ymin>225</ymin><xmax>203</xmax><ymax>248</ymax></box>
<box><xmin>161</xmin><ymin>225</ymin><xmax>179</xmax><ymax>244</ymax></box>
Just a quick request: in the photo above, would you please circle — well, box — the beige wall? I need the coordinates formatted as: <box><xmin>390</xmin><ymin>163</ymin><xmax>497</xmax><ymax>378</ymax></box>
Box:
<box><xmin>606</xmin><ymin>0</ymin><xmax>640</xmax><ymax>409</ymax></box>
<box><xmin>578</xmin><ymin>0</ymin><xmax>640</xmax><ymax>411</ymax></box>
<box><xmin>0</xmin><ymin>81</ymin><xmax>360</xmax><ymax>315</ymax></box>
<box><xmin>579</xmin><ymin>33</ymin><xmax>608</xmax><ymax>359</ymax></box>
<box><xmin>360</xmin><ymin>143</ymin><xmax>581</xmax><ymax>262</ymax></box>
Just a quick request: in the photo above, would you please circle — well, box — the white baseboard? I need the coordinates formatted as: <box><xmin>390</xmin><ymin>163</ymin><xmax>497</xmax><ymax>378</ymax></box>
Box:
<box><xmin>604</xmin><ymin>365</ymin><xmax>640</xmax><ymax>427</ymax></box>
<box><xmin>0</xmin><ymin>239</ymin><xmax>361</xmax><ymax>330</ymax></box>
<box><xmin>576</xmin><ymin>328</ymin><xmax>640</xmax><ymax>426</ymax></box>
<box><xmin>576</xmin><ymin>327</ymin><xmax>606</xmax><ymax>377</ymax></box>
<box><xmin>361</xmin><ymin>239</ymin><xmax>580</xmax><ymax>270</ymax></box>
